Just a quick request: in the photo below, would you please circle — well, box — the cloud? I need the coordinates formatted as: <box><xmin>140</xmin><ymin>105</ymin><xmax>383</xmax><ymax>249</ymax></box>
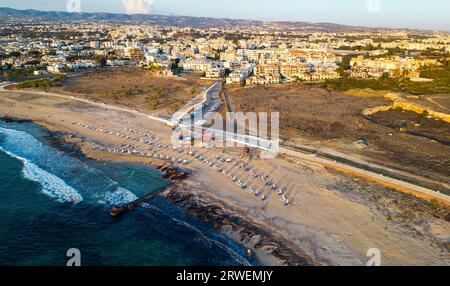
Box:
<box><xmin>122</xmin><ymin>0</ymin><xmax>155</xmax><ymax>14</ymax></box>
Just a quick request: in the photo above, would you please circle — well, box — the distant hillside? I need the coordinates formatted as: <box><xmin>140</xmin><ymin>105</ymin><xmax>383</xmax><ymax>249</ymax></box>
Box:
<box><xmin>0</xmin><ymin>7</ymin><xmax>263</xmax><ymax>28</ymax></box>
<box><xmin>0</xmin><ymin>7</ymin><xmax>428</xmax><ymax>33</ymax></box>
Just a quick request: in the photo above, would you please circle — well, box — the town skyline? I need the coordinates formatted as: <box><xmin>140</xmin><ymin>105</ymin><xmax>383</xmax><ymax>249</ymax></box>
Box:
<box><xmin>1</xmin><ymin>0</ymin><xmax>450</xmax><ymax>31</ymax></box>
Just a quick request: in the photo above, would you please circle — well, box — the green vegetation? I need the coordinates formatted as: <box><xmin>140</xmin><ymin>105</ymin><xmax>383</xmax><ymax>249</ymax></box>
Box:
<box><xmin>28</xmin><ymin>51</ymin><xmax>42</xmax><ymax>58</ymax></box>
<box><xmin>418</xmin><ymin>49</ymin><xmax>448</xmax><ymax>58</ymax></box>
<box><xmin>95</xmin><ymin>55</ymin><xmax>107</xmax><ymax>67</ymax></box>
<box><xmin>322</xmin><ymin>75</ymin><xmax>399</xmax><ymax>92</ymax></box>
<box><xmin>25</xmin><ymin>59</ymin><xmax>41</xmax><ymax>66</ymax></box>
<box><xmin>337</xmin><ymin>55</ymin><xmax>352</xmax><ymax>78</ymax></box>
<box><xmin>124</xmin><ymin>89</ymin><xmax>134</xmax><ymax>97</ymax></box>
<box><xmin>322</xmin><ymin>63</ymin><xmax>450</xmax><ymax>94</ymax></box>
<box><xmin>16</xmin><ymin>79</ymin><xmax>61</xmax><ymax>90</ymax></box>
<box><xmin>337</xmin><ymin>43</ymin><xmax>382</xmax><ymax>51</ymax></box>
<box><xmin>420</xmin><ymin>64</ymin><xmax>450</xmax><ymax>80</ymax></box>
<box><xmin>7</xmin><ymin>51</ymin><xmax>22</xmax><ymax>58</ymax></box>
<box><xmin>147</xmin><ymin>64</ymin><xmax>163</xmax><ymax>74</ymax></box>
<box><xmin>1</xmin><ymin>68</ymin><xmax>34</xmax><ymax>81</ymax></box>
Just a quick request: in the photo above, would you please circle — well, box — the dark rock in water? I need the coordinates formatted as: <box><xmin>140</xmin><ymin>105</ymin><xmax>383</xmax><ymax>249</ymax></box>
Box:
<box><xmin>110</xmin><ymin>206</ymin><xmax>127</xmax><ymax>217</ymax></box>
<box><xmin>109</xmin><ymin>188</ymin><xmax>168</xmax><ymax>217</ymax></box>
<box><xmin>109</xmin><ymin>205</ymin><xmax>136</xmax><ymax>217</ymax></box>
<box><xmin>163</xmin><ymin>183</ymin><xmax>317</xmax><ymax>266</ymax></box>
<box><xmin>161</xmin><ymin>166</ymin><xmax>189</xmax><ymax>181</ymax></box>
<box><xmin>1</xmin><ymin>116</ymin><xmax>33</xmax><ymax>123</ymax></box>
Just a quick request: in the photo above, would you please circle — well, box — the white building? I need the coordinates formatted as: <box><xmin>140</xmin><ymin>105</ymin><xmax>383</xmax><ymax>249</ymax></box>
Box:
<box><xmin>47</xmin><ymin>64</ymin><xmax>66</xmax><ymax>74</ymax></box>
<box><xmin>33</xmin><ymin>70</ymin><xmax>48</xmax><ymax>76</ymax></box>
<box><xmin>226</xmin><ymin>71</ymin><xmax>247</xmax><ymax>85</ymax></box>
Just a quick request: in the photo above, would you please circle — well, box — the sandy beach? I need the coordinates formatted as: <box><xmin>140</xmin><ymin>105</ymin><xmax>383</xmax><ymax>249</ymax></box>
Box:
<box><xmin>0</xmin><ymin>89</ymin><xmax>449</xmax><ymax>266</ymax></box>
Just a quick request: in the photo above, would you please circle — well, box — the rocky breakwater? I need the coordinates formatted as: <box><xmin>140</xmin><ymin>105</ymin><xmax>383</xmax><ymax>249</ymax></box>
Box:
<box><xmin>109</xmin><ymin>165</ymin><xmax>189</xmax><ymax>217</ymax></box>
<box><xmin>162</xmin><ymin>183</ymin><xmax>317</xmax><ymax>266</ymax></box>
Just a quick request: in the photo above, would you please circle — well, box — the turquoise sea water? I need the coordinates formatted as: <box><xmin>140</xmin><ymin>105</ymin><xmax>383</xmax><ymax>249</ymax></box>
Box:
<box><xmin>0</xmin><ymin>121</ymin><xmax>253</xmax><ymax>266</ymax></box>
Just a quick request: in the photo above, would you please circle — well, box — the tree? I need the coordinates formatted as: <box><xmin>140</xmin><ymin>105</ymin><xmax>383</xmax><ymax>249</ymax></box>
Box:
<box><xmin>8</xmin><ymin>51</ymin><xmax>21</xmax><ymax>58</ymax></box>
<box><xmin>337</xmin><ymin>55</ymin><xmax>352</xmax><ymax>78</ymax></box>
<box><xmin>379</xmin><ymin>72</ymin><xmax>391</xmax><ymax>81</ymax></box>
<box><xmin>29</xmin><ymin>51</ymin><xmax>42</xmax><ymax>58</ymax></box>
<box><xmin>95</xmin><ymin>55</ymin><xmax>107</xmax><ymax>67</ymax></box>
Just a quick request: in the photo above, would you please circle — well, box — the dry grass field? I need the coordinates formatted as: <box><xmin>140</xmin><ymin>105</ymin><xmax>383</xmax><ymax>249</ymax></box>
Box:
<box><xmin>53</xmin><ymin>68</ymin><xmax>207</xmax><ymax>115</ymax></box>
<box><xmin>226</xmin><ymin>84</ymin><xmax>450</xmax><ymax>186</ymax></box>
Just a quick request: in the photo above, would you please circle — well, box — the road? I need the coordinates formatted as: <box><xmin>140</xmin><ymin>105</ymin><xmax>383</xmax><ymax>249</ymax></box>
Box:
<box><xmin>425</xmin><ymin>96</ymin><xmax>450</xmax><ymax>113</ymax></box>
<box><xmin>171</xmin><ymin>81</ymin><xmax>222</xmax><ymax>126</ymax></box>
<box><xmin>280</xmin><ymin>147</ymin><xmax>450</xmax><ymax>204</ymax></box>
<box><xmin>1</xmin><ymin>81</ymin><xmax>449</xmax><ymax>205</ymax></box>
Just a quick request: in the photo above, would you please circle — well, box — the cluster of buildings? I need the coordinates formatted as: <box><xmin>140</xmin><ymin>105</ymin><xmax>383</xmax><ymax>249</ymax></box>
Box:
<box><xmin>348</xmin><ymin>55</ymin><xmax>441</xmax><ymax>79</ymax></box>
<box><xmin>172</xmin><ymin>44</ymin><xmax>343</xmax><ymax>85</ymax></box>
<box><xmin>0</xmin><ymin>21</ymin><xmax>448</xmax><ymax>85</ymax></box>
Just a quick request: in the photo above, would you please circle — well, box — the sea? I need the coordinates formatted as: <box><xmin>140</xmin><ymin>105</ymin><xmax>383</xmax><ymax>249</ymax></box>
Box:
<box><xmin>0</xmin><ymin>120</ymin><xmax>254</xmax><ymax>266</ymax></box>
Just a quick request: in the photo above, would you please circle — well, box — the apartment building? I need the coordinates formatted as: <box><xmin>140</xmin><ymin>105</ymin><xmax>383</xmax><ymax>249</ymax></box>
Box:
<box><xmin>255</xmin><ymin>64</ymin><xmax>279</xmax><ymax>76</ymax></box>
<box><xmin>246</xmin><ymin>75</ymin><xmax>280</xmax><ymax>85</ymax></box>
<box><xmin>280</xmin><ymin>63</ymin><xmax>308</xmax><ymax>79</ymax></box>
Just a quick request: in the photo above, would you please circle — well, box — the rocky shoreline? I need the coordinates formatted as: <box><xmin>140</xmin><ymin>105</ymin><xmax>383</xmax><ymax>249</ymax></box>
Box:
<box><xmin>107</xmin><ymin>163</ymin><xmax>316</xmax><ymax>266</ymax></box>
<box><xmin>1</xmin><ymin>116</ymin><xmax>314</xmax><ymax>266</ymax></box>
<box><xmin>162</xmin><ymin>182</ymin><xmax>316</xmax><ymax>266</ymax></box>
<box><xmin>110</xmin><ymin>177</ymin><xmax>316</xmax><ymax>266</ymax></box>
<box><xmin>1</xmin><ymin>116</ymin><xmax>33</xmax><ymax>124</ymax></box>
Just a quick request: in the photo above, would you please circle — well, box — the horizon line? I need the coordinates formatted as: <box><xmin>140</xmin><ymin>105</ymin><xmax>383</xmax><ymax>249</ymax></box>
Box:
<box><xmin>1</xmin><ymin>6</ymin><xmax>449</xmax><ymax>33</ymax></box>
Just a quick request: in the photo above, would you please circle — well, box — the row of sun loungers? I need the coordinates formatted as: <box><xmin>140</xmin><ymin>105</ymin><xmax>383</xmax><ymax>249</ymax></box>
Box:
<box><xmin>75</xmin><ymin>121</ymin><xmax>297</xmax><ymax>206</ymax></box>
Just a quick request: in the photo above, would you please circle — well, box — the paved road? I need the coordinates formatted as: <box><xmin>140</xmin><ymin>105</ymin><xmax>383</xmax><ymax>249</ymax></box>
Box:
<box><xmin>1</xmin><ymin>81</ymin><xmax>449</xmax><ymax>205</ymax></box>
<box><xmin>171</xmin><ymin>81</ymin><xmax>222</xmax><ymax>126</ymax></box>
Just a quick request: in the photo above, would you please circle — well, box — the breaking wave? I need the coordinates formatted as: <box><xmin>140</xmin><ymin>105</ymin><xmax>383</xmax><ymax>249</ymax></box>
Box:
<box><xmin>99</xmin><ymin>187</ymin><xmax>139</xmax><ymax>206</ymax></box>
<box><xmin>0</xmin><ymin>146</ymin><xmax>83</xmax><ymax>204</ymax></box>
<box><xmin>0</xmin><ymin>126</ymin><xmax>141</xmax><ymax>206</ymax></box>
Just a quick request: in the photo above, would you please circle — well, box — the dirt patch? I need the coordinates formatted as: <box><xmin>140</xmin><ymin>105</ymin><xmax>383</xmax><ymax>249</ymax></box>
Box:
<box><xmin>227</xmin><ymin>84</ymin><xmax>450</xmax><ymax>185</ymax></box>
<box><xmin>369</xmin><ymin>109</ymin><xmax>450</xmax><ymax>145</ymax></box>
<box><xmin>227</xmin><ymin>84</ymin><xmax>387</xmax><ymax>140</ymax></box>
<box><xmin>326</xmin><ymin>168</ymin><xmax>450</xmax><ymax>252</ymax></box>
<box><xmin>10</xmin><ymin>94</ymin><xmax>42</xmax><ymax>102</ymax></box>
<box><xmin>51</xmin><ymin>68</ymin><xmax>206</xmax><ymax>115</ymax></box>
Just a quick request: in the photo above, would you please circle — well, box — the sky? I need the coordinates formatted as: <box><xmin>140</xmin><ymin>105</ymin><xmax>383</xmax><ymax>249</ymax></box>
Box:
<box><xmin>0</xmin><ymin>0</ymin><xmax>449</xmax><ymax>31</ymax></box>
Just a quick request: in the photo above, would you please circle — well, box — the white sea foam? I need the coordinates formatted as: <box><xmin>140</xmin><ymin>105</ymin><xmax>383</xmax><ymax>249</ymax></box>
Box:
<box><xmin>0</xmin><ymin>126</ymin><xmax>141</xmax><ymax>206</ymax></box>
<box><xmin>99</xmin><ymin>187</ymin><xmax>139</xmax><ymax>206</ymax></box>
<box><xmin>0</xmin><ymin>147</ymin><xmax>83</xmax><ymax>204</ymax></box>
